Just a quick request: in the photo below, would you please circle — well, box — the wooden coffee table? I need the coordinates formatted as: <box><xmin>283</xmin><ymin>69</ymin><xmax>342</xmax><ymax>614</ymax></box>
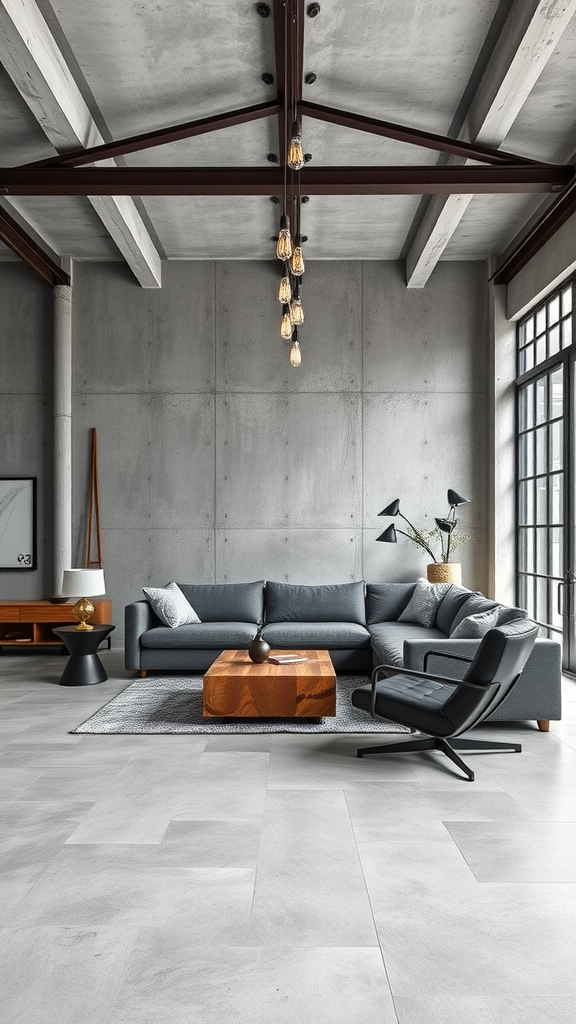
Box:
<box><xmin>202</xmin><ymin>649</ymin><xmax>336</xmax><ymax>718</ymax></box>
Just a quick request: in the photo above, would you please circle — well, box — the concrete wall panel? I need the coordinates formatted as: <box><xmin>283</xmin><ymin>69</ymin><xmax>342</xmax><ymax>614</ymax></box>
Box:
<box><xmin>362</xmin><ymin>525</ymin><xmax>487</xmax><ymax>594</ymax></box>
<box><xmin>0</xmin><ymin>265</ymin><xmax>52</xmax><ymax>395</ymax></box>
<box><xmin>71</xmin><ymin>527</ymin><xmax>215</xmax><ymax>636</ymax></box>
<box><xmin>216</xmin><ymin>393</ymin><xmax>362</xmax><ymax>529</ymax></box>
<box><xmin>1</xmin><ymin>259</ymin><xmax>490</xmax><ymax>641</ymax></box>
<box><xmin>363</xmin><ymin>262</ymin><xmax>487</xmax><ymax>394</ymax></box>
<box><xmin>72</xmin><ymin>393</ymin><xmax>215</xmax><ymax>531</ymax></box>
<box><xmin>216</xmin><ymin>529</ymin><xmax>362</xmax><ymax>584</ymax></box>
<box><xmin>216</xmin><ymin>261</ymin><xmax>362</xmax><ymax>393</ymax></box>
<box><xmin>507</xmin><ymin>210</ymin><xmax>576</xmax><ymax>320</ymax></box>
<box><xmin>73</xmin><ymin>262</ymin><xmax>215</xmax><ymax>394</ymax></box>
<box><xmin>0</xmin><ymin>394</ymin><xmax>53</xmax><ymax>596</ymax></box>
<box><xmin>363</xmin><ymin>392</ymin><xmax>486</xmax><ymax>530</ymax></box>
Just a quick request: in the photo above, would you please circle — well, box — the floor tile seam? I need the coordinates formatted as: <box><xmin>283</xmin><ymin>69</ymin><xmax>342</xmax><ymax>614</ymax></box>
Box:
<box><xmin>1</xmin><ymin>853</ymin><xmax>62</xmax><ymax>925</ymax></box>
<box><xmin>246</xmin><ymin>782</ymin><xmax>281</xmax><ymax>942</ymax></box>
<box><xmin>343</xmin><ymin>788</ymin><xmax>401</xmax><ymax>1023</ymax></box>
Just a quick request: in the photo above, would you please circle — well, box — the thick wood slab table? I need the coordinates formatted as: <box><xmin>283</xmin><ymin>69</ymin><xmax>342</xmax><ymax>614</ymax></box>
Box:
<box><xmin>202</xmin><ymin>649</ymin><xmax>337</xmax><ymax>718</ymax></box>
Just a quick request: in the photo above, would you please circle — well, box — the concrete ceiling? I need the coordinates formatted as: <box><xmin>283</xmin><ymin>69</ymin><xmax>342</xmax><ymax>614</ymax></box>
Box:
<box><xmin>1</xmin><ymin>0</ymin><xmax>575</xmax><ymax>286</ymax></box>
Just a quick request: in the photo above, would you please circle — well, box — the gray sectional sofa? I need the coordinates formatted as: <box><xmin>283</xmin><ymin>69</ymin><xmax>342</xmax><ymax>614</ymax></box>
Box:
<box><xmin>124</xmin><ymin>579</ymin><xmax>562</xmax><ymax>728</ymax></box>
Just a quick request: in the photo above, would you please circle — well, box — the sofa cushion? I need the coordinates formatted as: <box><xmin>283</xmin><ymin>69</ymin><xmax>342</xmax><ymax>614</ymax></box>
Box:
<box><xmin>365</xmin><ymin>583</ymin><xmax>415</xmax><ymax>625</ymax></box>
<box><xmin>370</xmin><ymin>622</ymin><xmax>446</xmax><ymax>668</ymax></box>
<box><xmin>435</xmin><ymin>585</ymin><xmax>474</xmax><ymax>635</ymax></box>
<box><xmin>496</xmin><ymin>605</ymin><xmax>529</xmax><ymax>626</ymax></box>
<box><xmin>177</xmin><ymin>582</ymin><xmax>265</xmax><ymax>623</ymax></box>
<box><xmin>142</xmin><ymin>582</ymin><xmax>201</xmax><ymax>628</ymax></box>
<box><xmin>262</xmin><ymin>621</ymin><xmax>370</xmax><ymax>649</ymax></box>
<box><xmin>450</xmin><ymin>607</ymin><xmax>499</xmax><ymax>639</ymax></box>
<box><xmin>449</xmin><ymin>594</ymin><xmax>499</xmax><ymax>635</ymax></box>
<box><xmin>265</xmin><ymin>581</ymin><xmax>366</xmax><ymax>624</ymax></box>
<box><xmin>398</xmin><ymin>578</ymin><xmax>451</xmax><ymax>627</ymax></box>
<box><xmin>141</xmin><ymin>621</ymin><xmax>257</xmax><ymax>648</ymax></box>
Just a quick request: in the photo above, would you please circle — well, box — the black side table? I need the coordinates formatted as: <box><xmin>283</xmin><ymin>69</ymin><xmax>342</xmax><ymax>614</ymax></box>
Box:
<box><xmin>53</xmin><ymin>624</ymin><xmax>115</xmax><ymax>686</ymax></box>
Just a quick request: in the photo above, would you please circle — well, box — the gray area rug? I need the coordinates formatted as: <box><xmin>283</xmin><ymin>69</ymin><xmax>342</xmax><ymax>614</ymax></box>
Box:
<box><xmin>73</xmin><ymin>675</ymin><xmax>409</xmax><ymax>735</ymax></box>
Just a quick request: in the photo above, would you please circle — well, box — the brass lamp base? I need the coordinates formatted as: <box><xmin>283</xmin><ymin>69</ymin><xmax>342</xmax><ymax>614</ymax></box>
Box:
<box><xmin>73</xmin><ymin>597</ymin><xmax>95</xmax><ymax>630</ymax></box>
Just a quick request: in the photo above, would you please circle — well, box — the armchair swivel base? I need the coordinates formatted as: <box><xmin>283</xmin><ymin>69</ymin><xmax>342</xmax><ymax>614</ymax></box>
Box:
<box><xmin>352</xmin><ymin>621</ymin><xmax>539</xmax><ymax>782</ymax></box>
<box><xmin>357</xmin><ymin>735</ymin><xmax>522</xmax><ymax>782</ymax></box>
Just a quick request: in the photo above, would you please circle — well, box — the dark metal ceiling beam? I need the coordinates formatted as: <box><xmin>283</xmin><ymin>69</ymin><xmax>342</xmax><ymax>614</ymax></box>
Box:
<box><xmin>0</xmin><ymin>164</ymin><xmax>570</xmax><ymax>197</ymax></box>
<box><xmin>493</xmin><ymin>178</ymin><xmax>576</xmax><ymax>284</ymax></box>
<box><xmin>22</xmin><ymin>101</ymin><xmax>281</xmax><ymax>169</ymax></box>
<box><xmin>299</xmin><ymin>101</ymin><xmax>537</xmax><ymax>166</ymax></box>
<box><xmin>0</xmin><ymin>207</ymin><xmax>69</xmax><ymax>286</ymax></box>
<box><xmin>273</xmin><ymin>0</ymin><xmax>304</xmax><ymax>166</ymax></box>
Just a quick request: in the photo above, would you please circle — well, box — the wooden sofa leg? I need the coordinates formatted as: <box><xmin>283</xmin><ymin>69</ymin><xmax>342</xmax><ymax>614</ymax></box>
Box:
<box><xmin>139</xmin><ymin>670</ymin><xmax>147</xmax><ymax>678</ymax></box>
<box><xmin>537</xmin><ymin>719</ymin><xmax>549</xmax><ymax>732</ymax></box>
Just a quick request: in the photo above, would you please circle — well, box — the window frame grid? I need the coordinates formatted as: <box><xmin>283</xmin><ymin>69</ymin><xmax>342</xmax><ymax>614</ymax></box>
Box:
<box><xmin>515</xmin><ymin>274</ymin><xmax>573</xmax><ymax>639</ymax></box>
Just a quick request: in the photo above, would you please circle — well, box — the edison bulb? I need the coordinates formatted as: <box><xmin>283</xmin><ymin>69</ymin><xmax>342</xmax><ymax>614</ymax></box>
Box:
<box><xmin>290</xmin><ymin>286</ymin><xmax>304</xmax><ymax>324</ymax></box>
<box><xmin>276</xmin><ymin>215</ymin><xmax>293</xmax><ymax>260</ymax></box>
<box><xmin>291</xmin><ymin>243</ymin><xmax>305</xmax><ymax>277</ymax></box>
<box><xmin>289</xmin><ymin>339</ymin><xmax>302</xmax><ymax>367</ymax></box>
<box><xmin>288</xmin><ymin>120</ymin><xmax>304</xmax><ymax>170</ymax></box>
<box><xmin>280</xmin><ymin>305</ymin><xmax>293</xmax><ymax>339</ymax></box>
<box><xmin>278</xmin><ymin>263</ymin><xmax>291</xmax><ymax>303</ymax></box>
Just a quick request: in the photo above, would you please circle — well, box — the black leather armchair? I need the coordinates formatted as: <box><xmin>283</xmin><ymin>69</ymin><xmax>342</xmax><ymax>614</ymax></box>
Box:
<box><xmin>351</xmin><ymin>620</ymin><xmax>539</xmax><ymax>781</ymax></box>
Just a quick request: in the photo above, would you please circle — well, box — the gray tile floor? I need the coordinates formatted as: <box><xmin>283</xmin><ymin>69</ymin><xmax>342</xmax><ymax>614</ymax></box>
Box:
<box><xmin>1</xmin><ymin>649</ymin><xmax>575</xmax><ymax>1024</ymax></box>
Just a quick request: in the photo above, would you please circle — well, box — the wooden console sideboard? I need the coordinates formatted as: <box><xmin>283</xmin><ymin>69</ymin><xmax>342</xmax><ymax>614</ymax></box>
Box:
<box><xmin>0</xmin><ymin>600</ymin><xmax>113</xmax><ymax>650</ymax></box>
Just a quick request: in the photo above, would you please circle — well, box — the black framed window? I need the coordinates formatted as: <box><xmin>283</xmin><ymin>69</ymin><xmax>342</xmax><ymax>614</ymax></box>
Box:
<box><xmin>516</xmin><ymin>276</ymin><xmax>575</xmax><ymax>673</ymax></box>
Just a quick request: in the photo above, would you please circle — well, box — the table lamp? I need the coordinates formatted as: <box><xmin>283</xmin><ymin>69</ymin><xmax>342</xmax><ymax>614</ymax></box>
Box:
<box><xmin>60</xmin><ymin>568</ymin><xmax>106</xmax><ymax>630</ymax></box>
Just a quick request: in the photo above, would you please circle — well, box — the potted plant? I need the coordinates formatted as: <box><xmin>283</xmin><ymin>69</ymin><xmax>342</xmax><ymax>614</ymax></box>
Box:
<box><xmin>376</xmin><ymin>488</ymin><xmax>471</xmax><ymax>585</ymax></box>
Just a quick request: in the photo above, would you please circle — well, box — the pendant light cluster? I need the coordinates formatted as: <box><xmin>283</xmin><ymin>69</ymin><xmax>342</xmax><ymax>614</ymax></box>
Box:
<box><xmin>275</xmin><ymin>0</ymin><xmax>307</xmax><ymax>369</ymax></box>
<box><xmin>276</xmin><ymin>202</ymin><xmax>305</xmax><ymax>367</ymax></box>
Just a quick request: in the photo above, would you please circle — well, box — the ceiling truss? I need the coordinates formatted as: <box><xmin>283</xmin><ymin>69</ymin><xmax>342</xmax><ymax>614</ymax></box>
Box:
<box><xmin>1</xmin><ymin>0</ymin><xmax>575</xmax><ymax>287</ymax></box>
<box><xmin>0</xmin><ymin>165</ymin><xmax>570</xmax><ymax>197</ymax></box>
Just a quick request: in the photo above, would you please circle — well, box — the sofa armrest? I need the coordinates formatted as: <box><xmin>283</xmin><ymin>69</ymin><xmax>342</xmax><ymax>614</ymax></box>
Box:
<box><xmin>404</xmin><ymin>636</ymin><xmax>562</xmax><ymax>723</ymax></box>
<box><xmin>404</xmin><ymin>638</ymin><xmax>480</xmax><ymax>676</ymax></box>
<box><xmin>124</xmin><ymin>600</ymin><xmax>155</xmax><ymax>671</ymax></box>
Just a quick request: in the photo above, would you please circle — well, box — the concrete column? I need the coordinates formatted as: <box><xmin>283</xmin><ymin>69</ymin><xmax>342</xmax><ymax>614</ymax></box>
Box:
<box><xmin>487</xmin><ymin>258</ymin><xmax>516</xmax><ymax>604</ymax></box>
<box><xmin>53</xmin><ymin>282</ymin><xmax>72</xmax><ymax>596</ymax></box>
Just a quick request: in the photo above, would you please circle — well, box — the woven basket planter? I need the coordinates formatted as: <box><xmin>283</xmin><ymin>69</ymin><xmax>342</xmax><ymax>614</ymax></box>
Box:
<box><xmin>426</xmin><ymin>562</ymin><xmax>462</xmax><ymax>585</ymax></box>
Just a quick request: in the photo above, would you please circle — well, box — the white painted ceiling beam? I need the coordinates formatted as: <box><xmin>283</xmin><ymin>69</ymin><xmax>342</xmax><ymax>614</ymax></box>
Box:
<box><xmin>0</xmin><ymin>0</ymin><xmax>161</xmax><ymax>287</ymax></box>
<box><xmin>405</xmin><ymin>0</ymin><xmax>576</xmax><ymax>289</ymax></box>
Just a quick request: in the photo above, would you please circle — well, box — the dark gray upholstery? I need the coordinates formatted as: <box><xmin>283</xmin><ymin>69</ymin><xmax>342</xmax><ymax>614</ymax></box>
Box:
<box><xmin>353</xmin><ymin>674</ymin><xmax>457</xmax><ymax>736</ymax></box>
<box><xmin>365</xmin><ymin>583</ymin><xmax>415</xmax><ymax>625</ymax></box>
<box><xmin>449</xmin><ymin>594</ymin><xmax>499</xmax><ymax>634</ymax></box>
<box><xmin>124</xmin><ymin>600</ymin><xmax>156</xmax><ymax>670</ymax></box>
<box><xmin>353</xmin><ymin>621</ymin><xmax>540</xmax><ymax>780</ymax></box>
<box><xmin>262</xmin><ymin>621</ymin><xmax>370</xmax><ymax>648</ymax></box>
<box><xmin>265</xmin><ymin>581</ymin><xmax>366</xmax><ymax>624</ymax></box>
<box><xmin>124</xmin><ymin>580</ymin><xmax>562</xmax><ymax>726</ymax></box>
<box><xmin>496</xmin><ymin>605</ymin><xmax>530</xmax><ymax>625</ymax></box>
<box><xmin>141</xmin><ymin>621</ymin><xmax>257</xmax><ymax>648</ymax></box>
<box><xmin>403</xmin><ymin>636</ymin><xmax>562</xmax><ymax>722</ymax></box>
<box><xmin>369</xmin><ymin>622</ymin><xmax>445</xmax><ymax>668</ymax></box>
<box><xmin>177</xmin><ymin>581</ymin><xmax>265</xmax><ymax>623</ymax></box>
<box><xmin>435</xmin><ymin>585</ymin><xmax>474</xmax><ymax>634</ymax></box>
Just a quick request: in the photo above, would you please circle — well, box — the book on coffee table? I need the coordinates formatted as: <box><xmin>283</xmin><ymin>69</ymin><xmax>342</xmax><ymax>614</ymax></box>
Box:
<box><xmin>268</xmin><ymin>655</ymin><xmax>308</xmax><ymax>664</ymax></box>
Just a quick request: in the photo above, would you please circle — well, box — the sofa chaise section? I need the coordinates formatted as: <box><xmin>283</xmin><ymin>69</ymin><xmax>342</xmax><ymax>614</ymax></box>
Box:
<box><xmin>367</xmin><ymin>581</ymin><xmax>562</xmax><ymax>730</ymax></box>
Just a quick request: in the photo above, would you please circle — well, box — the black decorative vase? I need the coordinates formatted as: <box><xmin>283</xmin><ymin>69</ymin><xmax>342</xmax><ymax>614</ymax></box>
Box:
<box><xmin>248</xmin><ymin>630</ymin><xmax>270</xmax><ymax>663</ymax></box>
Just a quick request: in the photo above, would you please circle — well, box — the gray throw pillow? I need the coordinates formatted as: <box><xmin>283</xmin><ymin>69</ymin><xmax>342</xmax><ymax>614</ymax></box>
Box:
<box><xmin>142</xmin><ymin>581</ymin><xmax>201</xmax><ymax>628</ymax></box>
<box><xmin>450</xmin><ymin>594</ymin><xmax>498</xmax><ymax>634</ymax></box>
<box><xmin>450</xmin><ymin>607</ymin><xmax>499</xmax><ymax>639</ymax></box>
<box><xmin>398</xmin><ymin>577</ymin><xmax>451</xmax><ymax>628</ymax></box>
<box><xmin>435</xmin><ymin>585</ymin><xmax>474</xmax><ymax>635</ymax></box>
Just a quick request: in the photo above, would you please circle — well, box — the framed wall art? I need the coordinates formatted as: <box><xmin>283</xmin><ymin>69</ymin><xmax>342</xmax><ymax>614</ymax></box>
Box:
<box><xmin>0</xmin><ymin>478</ymin><xmax>37</xmax><ymax>570</ymax></box>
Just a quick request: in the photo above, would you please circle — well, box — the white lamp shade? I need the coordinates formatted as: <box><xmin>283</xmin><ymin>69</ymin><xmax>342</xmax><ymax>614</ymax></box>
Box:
<box><xmin>61</xmin><ymin>568</ymin><xmax>105</xmax><ymax>598</ymax></box>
